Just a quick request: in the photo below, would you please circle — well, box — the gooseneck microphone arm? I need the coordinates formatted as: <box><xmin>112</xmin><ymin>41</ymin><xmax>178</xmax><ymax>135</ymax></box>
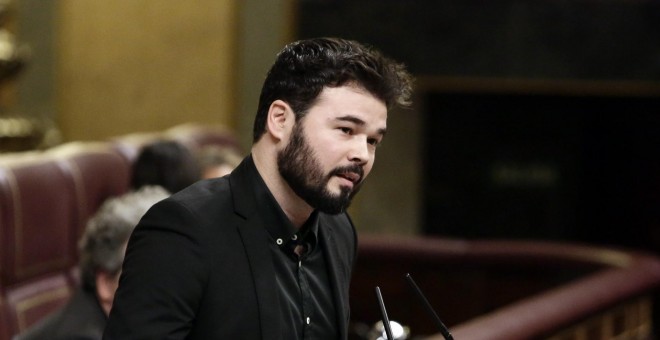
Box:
<box><xmin>405</xmin><ymin>273</ymin><xmax>454</xmax><ymax>340</ymax></box>
<box><xmin>375</xmin><ymin>286</ymin><xmax>396</xmax><ymax>340</ymax></box>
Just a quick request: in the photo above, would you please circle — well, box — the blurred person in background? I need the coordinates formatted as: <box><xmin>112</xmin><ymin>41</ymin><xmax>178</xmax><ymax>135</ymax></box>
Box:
<box><xmin>196</xmin><ymin>144</ymin><xmax>243</xmax><ymax>179</ymax></box>
<box><xmin>14</xmin><ymin>186</ymin><xmax>170</xmax><ymax>340</ymax></box>
<box><xmin>131</xmin><ymin>140</ymin><xmax>201</xmax><ymax>194</ymax></box>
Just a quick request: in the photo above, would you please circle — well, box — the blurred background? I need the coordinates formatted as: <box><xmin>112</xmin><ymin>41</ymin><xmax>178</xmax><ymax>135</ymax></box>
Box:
<box><xmin>1</xmin><ymin>0</ymin><xmax>659</xmax><ymax>255</ymax></box>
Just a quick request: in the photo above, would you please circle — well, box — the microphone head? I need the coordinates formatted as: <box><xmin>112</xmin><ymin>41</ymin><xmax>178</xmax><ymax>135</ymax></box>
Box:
<box><xmin>369</xmin><ymin>320</ymin><xmax>410</xmax><ymax>340</ymax></box>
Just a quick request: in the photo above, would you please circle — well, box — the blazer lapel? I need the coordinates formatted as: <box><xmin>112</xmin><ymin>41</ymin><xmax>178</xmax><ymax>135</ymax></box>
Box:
<box><xmin>237</xmin><ymin>218</ymin><xmax>281</xmax><ymax>340</ymax></box>
<box><xmin>231</xmin><ymin>157</ymin><xmax>281</xmax><ymax>340</ymax></box>
<box><xmin>319</xmin><ymin>222</ymin><xmax>349</xmax><ymax>340</ymax></box>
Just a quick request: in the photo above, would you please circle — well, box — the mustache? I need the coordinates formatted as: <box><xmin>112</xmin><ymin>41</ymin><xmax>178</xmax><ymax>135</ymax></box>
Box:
<box><xmin>328</xmin><ymin>164</ymin><xmax>364</xmax><ymax>183</ymax></box>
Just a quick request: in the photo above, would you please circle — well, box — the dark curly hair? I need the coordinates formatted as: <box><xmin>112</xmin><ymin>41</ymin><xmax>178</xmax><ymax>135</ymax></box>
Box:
<box><xmin>131</xmin><ymin>140</ymin><xmax>201</xmax><ymax>194</ymax></box>
<box><xmin>252</xmin><ymin>37</ymin><xmax>414</xmax><ymax>142</ymax></box>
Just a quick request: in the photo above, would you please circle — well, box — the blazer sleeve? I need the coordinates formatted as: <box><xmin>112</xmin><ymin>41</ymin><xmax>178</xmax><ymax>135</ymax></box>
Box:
<box><xmin>103</xmin><ymin>199</ymin><xmax>209</xmax><ymax>340</ymax></box>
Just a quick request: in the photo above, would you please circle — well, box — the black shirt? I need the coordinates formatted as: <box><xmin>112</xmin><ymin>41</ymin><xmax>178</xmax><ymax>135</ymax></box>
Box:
<box><xmin>248</xmin><ymin>159</ymin><xmax>339</xmax><ymax>339</ymax></box>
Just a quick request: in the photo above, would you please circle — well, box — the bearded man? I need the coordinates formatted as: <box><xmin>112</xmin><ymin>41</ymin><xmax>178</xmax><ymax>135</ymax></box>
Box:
<box><xmin>103</xmin><ymin>37</ymin><xmax>413</xmax><ymax>340</ymax></box>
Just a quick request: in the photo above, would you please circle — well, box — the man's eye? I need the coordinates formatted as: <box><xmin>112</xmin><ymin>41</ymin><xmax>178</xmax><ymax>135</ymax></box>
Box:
<box><xmin>368</xmin><ymin>138</ymin><xmax>380</xmax><ymax>146</ymax></box>
<box><xmin>339</xmin><ymin>127</ymin><xmax>352</xmax><ymax>134</ymax></box>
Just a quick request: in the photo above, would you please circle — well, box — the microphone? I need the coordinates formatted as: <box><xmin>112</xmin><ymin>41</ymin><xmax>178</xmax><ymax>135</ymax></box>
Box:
<box><xmin>375</xmin><ymin>286</ymin><xmax>396</xmax><ymax>340</ymax></box>
<box><xmin>405</xmin><ymin>273</ymin><xmax>453</xmax><ymax>340</ymax></box>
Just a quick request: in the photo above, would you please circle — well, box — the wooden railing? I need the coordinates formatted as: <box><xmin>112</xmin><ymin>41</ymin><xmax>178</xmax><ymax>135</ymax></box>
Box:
<box><xmin>350</xmin><ymin>234</ymin><xmax>660</xmax><ymax>340</ymax></box>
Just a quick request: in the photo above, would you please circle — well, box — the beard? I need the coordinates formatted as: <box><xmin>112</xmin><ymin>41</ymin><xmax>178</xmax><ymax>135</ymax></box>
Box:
<box><xmin>277</xmin><ymin>122</ymin><xmax>364</xmax><ymax>214</ymax></box>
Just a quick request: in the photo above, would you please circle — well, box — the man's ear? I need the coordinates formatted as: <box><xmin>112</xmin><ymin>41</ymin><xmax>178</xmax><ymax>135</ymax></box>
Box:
<box><xmin>266</xmin><ymin>100</ymin><xmax>293</xmax><ymax>141</ymax></box>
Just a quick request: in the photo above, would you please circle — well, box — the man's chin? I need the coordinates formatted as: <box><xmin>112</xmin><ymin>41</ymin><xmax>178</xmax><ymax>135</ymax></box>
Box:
<box><xmin>330</xmin><ymin>185</ymin><xmax>353</xmax><ymax>196</ymax></box>
<box><xmin>308</xmin><ymin>189</ymin><xmax>353</xmax><ymax>215</ymax></box>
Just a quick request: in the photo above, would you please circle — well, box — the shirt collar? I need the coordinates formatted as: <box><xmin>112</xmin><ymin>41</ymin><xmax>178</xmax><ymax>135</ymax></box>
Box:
<box><xmin>244</xmin><ymin>154</ymin><xmax>319</xmax><ymax>251</ymax></box>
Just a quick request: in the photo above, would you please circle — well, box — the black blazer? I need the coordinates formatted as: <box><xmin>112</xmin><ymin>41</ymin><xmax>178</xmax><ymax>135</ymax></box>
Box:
<box><xmin>103</xmin><ymin>157</ymin><xmax>357</xmax><ymax>339</ymax></box>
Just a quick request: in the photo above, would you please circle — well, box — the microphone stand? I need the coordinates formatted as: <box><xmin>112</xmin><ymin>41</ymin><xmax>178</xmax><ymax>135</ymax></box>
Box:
<box><xmin>405</xmin><ymin>273</ymin><xmax>453</xmax><ymax>340</ymax></box>
<box><xmin>375</xmin><ymin>286</ymin><xmax>396</xmax><ymax>340</ymax></box>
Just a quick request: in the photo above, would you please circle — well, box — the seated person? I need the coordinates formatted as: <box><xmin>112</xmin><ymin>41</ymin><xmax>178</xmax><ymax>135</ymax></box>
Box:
<box><xmin>14</xmin><ymin>186</ymin><xmax>170</xmax><ymax>340</ymax></box>
<box><xmin>196</xmin><ymin>145</ymin><xmax>242</xmax><ymax>179</ymax></box>
<box><xmin>131</xmin><ymin>140</ymin><xmax>201</xmax><ymax>193</ymax></box>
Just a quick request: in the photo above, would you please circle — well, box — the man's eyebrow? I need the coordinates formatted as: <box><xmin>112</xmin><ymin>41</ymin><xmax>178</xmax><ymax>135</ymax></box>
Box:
<box><xmin>336</xmin><ymin>115</ymin><xmax>365</xmax><ymax>126</ymax></box>
<box><xmin>336</xmin><ymin>115</ymin><xmax>387</xmax><ymax>135</ymax></box>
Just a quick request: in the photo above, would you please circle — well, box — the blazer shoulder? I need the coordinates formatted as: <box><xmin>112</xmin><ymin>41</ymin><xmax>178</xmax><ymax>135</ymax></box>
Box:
<box><xmin>156</xmin><ymin>177</ymin><xmax>235</xmax><ymax>223</ymax></box>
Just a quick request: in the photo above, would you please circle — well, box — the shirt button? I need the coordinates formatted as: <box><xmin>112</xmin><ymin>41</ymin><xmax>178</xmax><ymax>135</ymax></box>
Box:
<box><xmin>306</xmin><ymin>317</ymin><xmax>311</xmax><ymax>324</ymax></box>
<box><xmin>276</xmin><ymin>238</ymin><xmax>283</xmax><ymax>245</ymax></box>
<box><xmin>292</xmin><ymin>234</ymin><xmax>298</xmax><ymax>240</ymax></box>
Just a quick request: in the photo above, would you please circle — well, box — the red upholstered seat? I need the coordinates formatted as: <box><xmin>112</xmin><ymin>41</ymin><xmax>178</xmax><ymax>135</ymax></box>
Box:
<box><xmin>0</xmin><ymin>144</ymin><xmax>130</xmax><ymax>339</ymax></box>
<box><xmin>0</xmin><ymin>153</ymin><xmax>79</xmax><ymax>338</ymax></box>
<box><xmin>3</xmin><ymin>273</ymin><xmax>73</xmax><ymax>335</ymax></box>
<box><xmin>49</xmin><ymin>142</ymin><xmax>131</xmax><ymax>244</ymax></box>
<box><xmin>0</xmin><ymin>154</ymin><xmax>77</xmax><ymax>286</ymax></box>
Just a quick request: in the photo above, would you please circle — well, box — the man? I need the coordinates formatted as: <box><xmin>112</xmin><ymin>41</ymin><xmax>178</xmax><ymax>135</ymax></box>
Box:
<box><xmin>103</xmin><ymin>37</ymin><xmax>413</xmax><ymax>339</ymax></box>
<box><xmin>15</xmin><ymin>186</ymin><xmax>169</xmax><ymax>340</ymax></box>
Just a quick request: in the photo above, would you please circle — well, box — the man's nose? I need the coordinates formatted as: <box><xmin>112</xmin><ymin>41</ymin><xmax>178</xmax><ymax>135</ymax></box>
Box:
<box><xmin>348</xmin><ymin>135</ymin><xmax>370</xmax><ymax>165</ymax></box>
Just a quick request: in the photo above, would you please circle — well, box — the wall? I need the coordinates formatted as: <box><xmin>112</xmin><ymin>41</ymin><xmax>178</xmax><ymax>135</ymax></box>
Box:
<box><xmin>236</xmin><ymin>0</ymin><xmax>297</xmax><ymax>148</ymax></box>
<box><xmin>56</xmin><ymin>0</ymin><xmax>238</xmax><ymax>141</ymax></box>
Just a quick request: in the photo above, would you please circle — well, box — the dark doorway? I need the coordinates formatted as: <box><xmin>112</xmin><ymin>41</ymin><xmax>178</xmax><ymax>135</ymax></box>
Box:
<box><xmin>423</xmin><ymin>91</ymin><xmax>660</xmax><ymax>253</ymax></box>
